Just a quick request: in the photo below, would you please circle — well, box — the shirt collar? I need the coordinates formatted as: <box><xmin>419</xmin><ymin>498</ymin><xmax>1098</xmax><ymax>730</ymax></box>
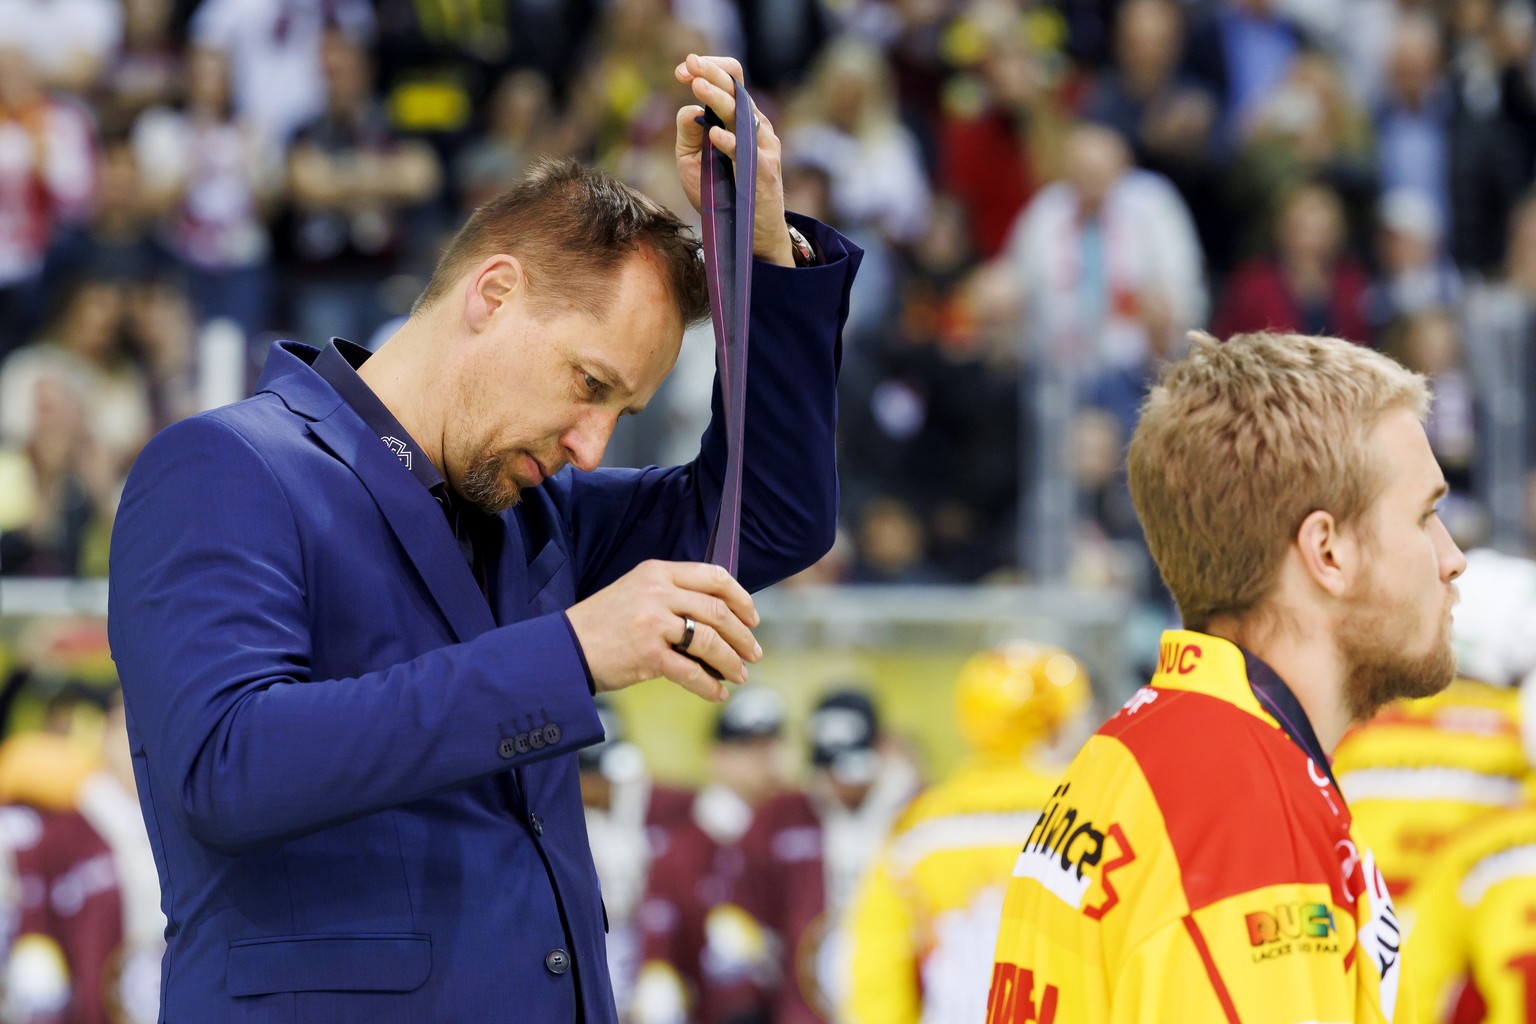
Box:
<box><xmin>313</xmin><ymin>339</ymin><xmax>445</xmax><ymax>494</ymax></box>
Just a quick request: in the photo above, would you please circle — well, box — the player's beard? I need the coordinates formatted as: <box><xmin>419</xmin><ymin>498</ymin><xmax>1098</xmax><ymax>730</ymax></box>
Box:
<box><xmin>1336</xmin><ymin>571</ymin><xmax>1457</xmax><ymax>723</ymax></box>
<box><xmin>460</xmin><ymin>446</ymin><xmax>521</xmax><ymax>514</ymax></box>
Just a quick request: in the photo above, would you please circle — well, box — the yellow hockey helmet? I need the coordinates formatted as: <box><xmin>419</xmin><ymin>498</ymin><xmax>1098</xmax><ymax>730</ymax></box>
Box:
<box><xmin>954</xmin><ymin>641</ymin><xmax>1091</xmax><ymax>756</ymax></box>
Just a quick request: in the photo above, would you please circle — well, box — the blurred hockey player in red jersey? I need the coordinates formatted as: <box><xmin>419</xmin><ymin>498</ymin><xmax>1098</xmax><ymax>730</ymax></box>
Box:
<box><xmin>581</xmin><ymin>699</ymin><xmax>694</xmax><ymax>1021</ymax></box>
<box><xmin>632</xmin><ymin>687</ymin><xmax>790</xmax><ymax>1024</ymax></box>
<box><xmin>715</xmin><ymin>688</ymin><xmax>920</xmax><ymax>1023</ymax></box>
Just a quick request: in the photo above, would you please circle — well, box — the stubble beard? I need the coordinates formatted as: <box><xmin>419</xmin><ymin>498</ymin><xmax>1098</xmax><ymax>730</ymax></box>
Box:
<box><xmin>1336</xmin><ymin>581</ymin><xmax>1457</xmax><ymax>723</ymax></box>
<box><xmin>460</xmin><ymin>446</ymin><xmax>521</xmax><ymax>514</ymax></box>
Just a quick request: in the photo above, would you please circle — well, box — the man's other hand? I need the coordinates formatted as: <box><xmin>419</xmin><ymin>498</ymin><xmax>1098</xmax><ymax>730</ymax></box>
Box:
<box><xmin>566</xmin><ymin>560</ymin><xmax>763</xmax><ymax>702</ymax></box>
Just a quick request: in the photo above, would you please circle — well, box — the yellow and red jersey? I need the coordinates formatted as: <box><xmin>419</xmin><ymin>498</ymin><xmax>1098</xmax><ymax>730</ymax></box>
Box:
<box><xmin>990</xmin><ymin>630</ymin><xmax>1410</xmax><ymax>1024</ymax></box>
<box><xmin>1407</xmin><ymin>802</ymin><xmax>1536</xmax><ymax>1024</ymax></box>
<box><xmin>1331</xmin><ymin>680</ymin><xmax>1527</xmax><ymax>916</ymax></box>
<box><xmin>841</xmin><ymin>758</ymin><xmax>1060</xmax><ymax>1024</ymax></box>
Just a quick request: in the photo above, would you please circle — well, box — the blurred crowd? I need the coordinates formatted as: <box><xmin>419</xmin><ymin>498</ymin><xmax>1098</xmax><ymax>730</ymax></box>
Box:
<box><xmin>5</xmin><ymin>0</ymin><xmax>1536</xmax><ymax>598</ymax></box>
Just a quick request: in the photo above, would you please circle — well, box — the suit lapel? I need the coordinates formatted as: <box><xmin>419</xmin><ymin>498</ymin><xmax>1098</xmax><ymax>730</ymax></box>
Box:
<box><xmin>308</xmin><ymin>412</ymin><xmax>497</xmax><ymax>645</ymax></box>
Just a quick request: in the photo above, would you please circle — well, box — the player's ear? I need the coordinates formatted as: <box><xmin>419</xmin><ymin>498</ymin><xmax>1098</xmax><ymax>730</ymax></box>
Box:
<box><xmin>1295</xmin><ymin>508</ymin><xmax>1353</xmax><ymax>598</ymax></box>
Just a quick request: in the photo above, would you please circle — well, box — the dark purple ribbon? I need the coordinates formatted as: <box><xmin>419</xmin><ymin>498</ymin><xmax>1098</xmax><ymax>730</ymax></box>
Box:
<box><xmin>699</xmin><ymin>77</ymin><xmax>755</xmax><ymax>577</ymax></box>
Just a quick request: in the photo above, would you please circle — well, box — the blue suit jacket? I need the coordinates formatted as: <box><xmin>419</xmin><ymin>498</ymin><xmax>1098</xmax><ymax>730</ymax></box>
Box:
<box><xmin>107</xmin><ymin>219</ymin><xmax>859</xmax><ymax>1024</ymax></box>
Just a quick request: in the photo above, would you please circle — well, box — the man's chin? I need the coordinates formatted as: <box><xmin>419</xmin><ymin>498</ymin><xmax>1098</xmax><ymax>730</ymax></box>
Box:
<box><xmin>1343</xmin><ymin>638</ymin><xmax>1457</xmax><ymax>723</ymax></box>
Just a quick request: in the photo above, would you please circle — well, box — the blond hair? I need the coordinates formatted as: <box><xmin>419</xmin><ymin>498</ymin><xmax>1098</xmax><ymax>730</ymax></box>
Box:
<box><xmin>1127</xmin><ymin>331</ymin><xmax>1429</xmax><ymax>629</ymax></box>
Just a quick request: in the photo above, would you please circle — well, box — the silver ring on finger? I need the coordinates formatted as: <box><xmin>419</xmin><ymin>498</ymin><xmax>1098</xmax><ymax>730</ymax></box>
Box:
<box><xmin>675</xmin><ymin>615</ymin><xmax>697</xmax><ymax>653</ymax></box>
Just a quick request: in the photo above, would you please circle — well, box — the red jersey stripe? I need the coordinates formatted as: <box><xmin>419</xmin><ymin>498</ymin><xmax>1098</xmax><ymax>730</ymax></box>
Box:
<box><xmin>1183</xmin><ymin>914</ymin><xmax>1243</xmax><ymax>1024</ymax></box>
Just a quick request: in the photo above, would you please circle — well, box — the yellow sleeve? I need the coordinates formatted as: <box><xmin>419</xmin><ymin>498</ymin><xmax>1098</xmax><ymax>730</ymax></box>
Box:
<box><xmin>1404</xmin><ymin>852</ymin><xmax>1472</xmax><ymax>1023</ymax></box>
<box><xmin>842</xmin><ymin>851</ymin><xmax>921</xmax><ymax>1024</ymax></box>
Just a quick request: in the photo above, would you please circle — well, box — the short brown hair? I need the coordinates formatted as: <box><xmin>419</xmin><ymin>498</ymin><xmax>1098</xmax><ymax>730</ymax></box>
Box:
<box><xmin>1127</xmin><ymin>331</ymin><xmax>1430</xmax><ymax>629</ymax></box>
<box><xmin>415</xmin><ymin>156</ymin><xmax>709</xmax><ymax>328</ymax></box>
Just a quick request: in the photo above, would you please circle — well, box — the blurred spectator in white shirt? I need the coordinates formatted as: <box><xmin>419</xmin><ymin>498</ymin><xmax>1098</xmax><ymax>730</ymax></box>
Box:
<box><xmin>1001</xmin><ymin>122</ymin><xmax>1205</xmax><ymax>378</ymax></box>
<box><xmin>0</xmin><ymin>0</ymin><xmax>121</xmax><ymax>94</ymax></box>
<box><xmin>189</xmin><ymin>0</ymin><xmax>374</xmax><ymax>150</ymax></box>
<box><xmin>0</xmin><ymin>46</ymin><xmax>95</xmax><ymax>359</ymax></box>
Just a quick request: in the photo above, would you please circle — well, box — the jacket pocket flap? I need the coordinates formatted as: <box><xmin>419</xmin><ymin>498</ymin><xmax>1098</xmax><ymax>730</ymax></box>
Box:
<box><xmin>227</xmin><ymin>934</ymin><xmax>431</xmax><ymax>996</ymax></box>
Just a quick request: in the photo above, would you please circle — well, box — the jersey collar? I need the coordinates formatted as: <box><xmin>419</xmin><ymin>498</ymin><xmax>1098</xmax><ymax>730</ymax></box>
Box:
<box><xmin>1150</xmin><ymin>629</ymin><xmax>1339</xmax><ymax>791</ymax></box>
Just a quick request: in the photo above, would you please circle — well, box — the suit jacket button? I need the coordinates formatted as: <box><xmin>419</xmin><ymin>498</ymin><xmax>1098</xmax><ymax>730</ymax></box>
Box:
<box><xmin>545</xmin><ymin>948</ymin><xmax>570</xmax><ymax>975</ymax></box>
<box><xmin>514</xmin><ymin>732</ymin><xmax>532</xmax><ymax>754</ymax></box>
<box><xmin>530</xmin><ymin>814</ymin><xmax>544</xmax><ymax>836</ymax></box>
<box><xmin>498</xmin><ymin>738</ymin><xmax>516</xmax><ymax>759</ymax></box>
<box><xmin>542</xmin><ymin>724</ymin><xmax>561</xmax><ymax>745</ymax></box>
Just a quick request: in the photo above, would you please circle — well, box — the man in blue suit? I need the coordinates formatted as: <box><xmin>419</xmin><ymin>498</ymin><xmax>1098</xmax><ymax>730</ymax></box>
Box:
<box><xmin>107</xmin><ymin>54</ymin><xmax>860</xmax><ymax>1023</ymax></box>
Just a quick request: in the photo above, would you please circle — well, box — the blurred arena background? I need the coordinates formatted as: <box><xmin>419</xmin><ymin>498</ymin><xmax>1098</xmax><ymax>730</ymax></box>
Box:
<box><xmin>4</xmin><ymin>0</ymin><xmax>1536</xmax><ymax>1020</ymax></box>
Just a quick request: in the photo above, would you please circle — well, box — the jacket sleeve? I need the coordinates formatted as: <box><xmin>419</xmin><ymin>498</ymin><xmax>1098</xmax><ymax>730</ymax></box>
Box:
<box><xmin>108</xmin><ymin>415</ymin><xmax>603</xmax><ymax>855</ymax></box>
<box><xmin>555</xmin><ymin>217</ymin><xmax>863</xmax><ymax>597</ymax></box>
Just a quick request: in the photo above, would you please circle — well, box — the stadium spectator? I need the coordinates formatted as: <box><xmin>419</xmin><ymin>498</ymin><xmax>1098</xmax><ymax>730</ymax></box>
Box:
<box><xmin>1224</xmin><ymin>49</ymin><xmax>1374</xmax><ymax>264</ymax></box>
<box><xmin>786</xmin><ymin>36</ymin><xmax>931</xmax><ymax>249</ymax></box>
<box><xmin>935</xmin><ymin>3</ymin><xmax>1063</xmax><ymax>262</ymax></box>
<box><xmin>0</xmin><ymin>0</ymin><xmax>122</xmax><ymax>95</ymax></box>
<box><xmin>96</xmin><ymin>0</ymin><xmax>182</xmax><ymax>131</ymax></box>
<box><xmin>283</xmin><ymin>28</ymin><xmax>442</xmax><ymax>348</ymax></box>
<box><xmin>1365</xmin><ymin>187</ymin><xmax>1464</xmax><ymax>334</ymax></box>
<box><xmin>187</xmin><ymin>0</ymin><xmax>374</xmax><ymax>150</ymax></box>
<box><xmin>1386</xmin><ymin>309</ymin><xmax>1477</xmax><ymax>496</ymax></box>
<box><xmin>1082</xmin><ymin>0</ymin><xmax>1227</xmax><ymax>271</ymax></box>
<box><xmin>1</xmin><ymin>277</ymin><xmax>150</xmax><ymax>477</ymax></box>
<box><xmin>41</xmin><ymin>134</ymin><xmax>168</xmax><ymax>310</ymax></box>
<box><xmin>132</xmin><ymin>44</ymin><xmax>281</xmax><ymax>340</ymax></box>
<box><xmin>734</xmin><ymin>0</ymin><xmax>829</xmax><ymax>97</ymax></box>
<box><xmin>1001</xmin><ymin>122</ymin><xmax>1205</xmax><ymax>382</ymax></box>
<box><xmin>0</xmin><ymin>46</ymin><xmax>96</xmax><ymax>360</ymax></box>
<box><xmin>455</xmin><ymin>69</ymin><xmax>573</xmax><ymax>211</ymax></box>
<box><xmin>1182</xmin><ymin>0</ymin><xmax>1305</xmax><ymax>148</ymax></box>
<box><xmin>0</xmin><ymin>369</ymin><xmax>106</xmax><ymax>577</ymax></box>
<box><xmin>1442</xmin><ymin>0</ymin><xmax>1536</xmax><ymax>273</ymax></box>
<box><xmin>121</xmin><ymin>275</ymin><xmax>198</xmax><ymax>434</ymax></box>
<box><xmin>1213</xmin><ymin>181</ymin><xmax>1371</xmax><ymax>343</ymax></box>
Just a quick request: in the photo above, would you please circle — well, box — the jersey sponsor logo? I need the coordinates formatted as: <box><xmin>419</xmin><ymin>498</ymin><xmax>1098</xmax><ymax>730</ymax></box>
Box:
<box><xmin>1157</xmin><ymin>640</ymin><xmax>1203</xmax><ymax>675</ymax></box>
<box><xmin>1244</xmin><ymin>902</ymin><xmax>1338</xmax><ymax>960</ymax></box>
<box><xmin>985</xmin><ymin>963</ymin><xmax>1059</xmax><ymax>1024</ymax></box>
<box><xmin>1011</xmin><ymin>784</ymin><xmax>1133</xmax><ymax>917</ymax></box>
<box><xmin>1012</xmin><ymin>784</ymin><xmax>1103</xmax><ymax>908</ymax></box>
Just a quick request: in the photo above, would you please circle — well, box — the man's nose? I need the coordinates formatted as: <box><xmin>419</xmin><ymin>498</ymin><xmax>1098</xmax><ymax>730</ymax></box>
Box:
<box><xmin>563</xmin><ymin>413</ymin><xmax>614</xmax><ymax>473</ymax></box>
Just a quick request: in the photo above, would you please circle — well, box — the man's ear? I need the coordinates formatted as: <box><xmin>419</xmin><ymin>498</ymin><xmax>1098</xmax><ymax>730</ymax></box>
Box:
<box><xmin>1295</xmin><ymin>508</ymin><xmax>1354</xmax><ymax>598</ymax></box>
<box><xmin>462</xmin><ymin>254</ymin><xmax>526</xmax><ymax>333</ymax></box>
